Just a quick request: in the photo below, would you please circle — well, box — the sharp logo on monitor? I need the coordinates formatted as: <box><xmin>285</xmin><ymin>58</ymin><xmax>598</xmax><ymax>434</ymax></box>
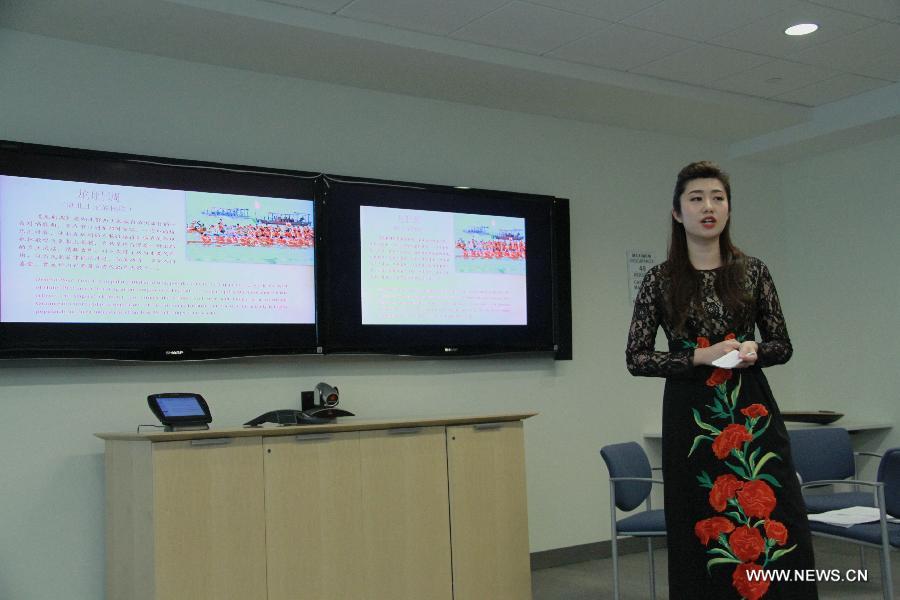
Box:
<box><xmin>444</xmin><ymin>347</ymin><xmax>459</xmax><ymax>353</ymax></box>
<box><xmin>165</xmin><ymin>350</ymin><xmax>185</xmax><ymax>356</ymax></box>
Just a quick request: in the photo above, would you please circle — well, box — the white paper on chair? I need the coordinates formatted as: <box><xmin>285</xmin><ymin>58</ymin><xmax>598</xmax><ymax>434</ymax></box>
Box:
<box><xmin>806</xmin><ymin>506</ymin><xmax>900</xmax><ymax>528</ymax></box>
<box><xmin>711</xmin><ymin>350</ymin><xmax>742</xmax><ymax>369</ymax></box>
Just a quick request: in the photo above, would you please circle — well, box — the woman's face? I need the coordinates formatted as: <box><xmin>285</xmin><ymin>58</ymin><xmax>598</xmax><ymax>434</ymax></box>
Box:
<box><xmin>673</xmin><ymin>177</ymin><xmax>729</xmax><ymax>240</ymax></box>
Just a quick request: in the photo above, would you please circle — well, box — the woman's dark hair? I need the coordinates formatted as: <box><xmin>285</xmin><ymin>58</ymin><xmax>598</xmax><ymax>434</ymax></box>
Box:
<box><xmin>665</xmin><ymin>161</ymin><xmax>748</xmax><ymax>333</ymax></box>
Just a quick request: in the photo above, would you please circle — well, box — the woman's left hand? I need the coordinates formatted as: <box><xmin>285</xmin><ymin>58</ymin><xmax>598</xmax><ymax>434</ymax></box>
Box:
<box><xmin>735</xmin><ymin>341</ymin><xmax>759</xmax><ymax>368</ymax></box>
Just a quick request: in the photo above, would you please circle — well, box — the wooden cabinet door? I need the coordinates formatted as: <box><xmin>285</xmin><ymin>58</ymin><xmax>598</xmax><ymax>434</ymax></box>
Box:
<box><xmin>359</xmin><ymin>427</ymin><xmax>453</xmax><ymax>600</ymax></box>
<box><xmin>263</xmin><ymin>432</ymin><xmax>365</xmax><ymax>600</ymax></box>
<box><xmin>151</xmin><ymin>437</ymin><xmax>267</xmax><ymax>600</ymax></box>
<box><xmin>447</xmin><ymin>421</ymin><xmax>532</xmax><ymax>600</ymax></box>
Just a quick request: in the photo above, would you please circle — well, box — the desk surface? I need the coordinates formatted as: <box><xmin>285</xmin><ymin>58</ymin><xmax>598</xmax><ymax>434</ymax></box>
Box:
<box><xmin>97</xmin><ymin>412</ymin><xmax>537</xmax><ymax>442</ymax></box>
<box><xmin>643</xmin><ymin>420</ymin><xmax>891</xmax><ymax>440</ymax></box>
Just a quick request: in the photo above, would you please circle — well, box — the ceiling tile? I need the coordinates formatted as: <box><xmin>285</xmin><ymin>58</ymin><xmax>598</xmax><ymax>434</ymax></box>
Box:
<box><xmin>711</xmin><ymin>2</ymin><xmax>879</xmax><ymax>58</ymax></box>
<box><xmin>788</xmin><ymin>22</ymin><xmax>900</xmax><ymax>72</ymax></box>
<box><xmin>547</xmin><ymin>23</ymin><xmax>694</xmax><ymax>71</ymax></box>
<box><xmin>450</xmin><ymin>2</ymin><xmax>606</xmax><ymax>55</ymax></box>
<box><xmin>526</xmin><ymin>0</ymin><xmax>661</xmax><ymax>22</ymax></box>
<box><xmin>620</xmin><ymin>0</ymin><xmax>786</xmax><ymax>42</ymax></box>
<box><xmin>805</xmin><ymin>0</ymin><xmax>900</xmax><ymax>22</ymax></box>
<box><xmin>263</xmin><ymin>0</ymin><xmax>355</xmax><ymax>13</ymax></box>
<box><xmin>857</xmin><ymin>52</ymin><xmax>900</xmax><ymax>81</ymax></box>
<box><xmin>773</xmin><ymin>73</ymin><xmax>891</xmax><ymax>105</ymax></box>
<box><xmin>711</xmin><ymin>59</ymin><xmax>837</xmax><ymax>99</ymax></box>
<box><xmin>630</xmin><ymin>43</ymin><xmax>771</xmax><ymax>86</ymax></box>
<box><xmin>337</xmin><ymin>0</ymin><xmax>508</xmax><ymax>36</ymax></box>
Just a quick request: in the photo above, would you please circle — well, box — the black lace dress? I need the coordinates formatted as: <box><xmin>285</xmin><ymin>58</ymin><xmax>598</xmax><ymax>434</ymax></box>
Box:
<box><xmin>626</xmin><ymin>257</ymin><xmax>818</xmax><ymax>600</ymax></box>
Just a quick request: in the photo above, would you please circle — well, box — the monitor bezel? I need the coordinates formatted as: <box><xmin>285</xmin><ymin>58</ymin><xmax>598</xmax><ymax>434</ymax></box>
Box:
<box><xmin>317</xmin><ymin>175</ymin><xmax>567</xmax><ymax>358</ymax></box>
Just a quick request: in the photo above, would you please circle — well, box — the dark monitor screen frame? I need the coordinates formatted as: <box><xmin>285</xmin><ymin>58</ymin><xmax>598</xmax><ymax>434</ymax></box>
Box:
<box><xmin>317</xmin><ymin>175</ymin><xmax>566</xmax><ymax>357</ymax></box>
<box><xmin>0</xmin><ymin>140</ymin><xmax>321</xmax><ymax>361</ymax></box>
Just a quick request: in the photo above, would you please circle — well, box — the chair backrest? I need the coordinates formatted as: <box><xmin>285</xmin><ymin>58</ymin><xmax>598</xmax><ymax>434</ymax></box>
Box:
<box><xmin>877</xmin><ymin>447</ymin><xmax>900</xmax><ymax>518</ymax></box>
<box><xmin>788</xmin><ymin>427</ymin><xmax>855</xmax><ymax>483</ymax></box>
<box><xmin>600</xmin><ymin>442</ymin><xmax>652</xmax><ymax>512</ymax></box>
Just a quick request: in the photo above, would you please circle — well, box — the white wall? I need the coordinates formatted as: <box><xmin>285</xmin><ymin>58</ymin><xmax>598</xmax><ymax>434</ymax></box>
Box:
<box><xmin>0</xmin><ymin>29</ymin><xmax>818</xmax><ymax>599</ymax></box>
<box><xmin>778</xmin><ymin>135</ymin><xmax>900</xmax><ymax>456</ymax></box>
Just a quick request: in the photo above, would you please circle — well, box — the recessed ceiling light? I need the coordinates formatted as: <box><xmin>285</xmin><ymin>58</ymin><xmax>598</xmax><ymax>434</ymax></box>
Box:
<box><xmin>784</xmin><ymin>23</ymin><xmax>818</xmax><ymax>36</ymax></box>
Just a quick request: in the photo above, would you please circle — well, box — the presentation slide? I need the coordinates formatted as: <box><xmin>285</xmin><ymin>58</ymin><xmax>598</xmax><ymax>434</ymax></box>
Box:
<box><xmin>360</xmin><ymin>205</ymin><xmax>526</xmax><ymax>325</ymax></box>
<box><xmin>0</xmin><ymin>175</ymin><xmax>315</xmax><ymax>324</ymax></box>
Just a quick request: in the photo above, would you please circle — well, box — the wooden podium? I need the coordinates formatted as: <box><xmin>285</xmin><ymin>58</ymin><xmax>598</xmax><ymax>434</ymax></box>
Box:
<box><xmin>97</xmin><ymin>413</ymin><xmax>535</xmax><ymax>600</ymax></box>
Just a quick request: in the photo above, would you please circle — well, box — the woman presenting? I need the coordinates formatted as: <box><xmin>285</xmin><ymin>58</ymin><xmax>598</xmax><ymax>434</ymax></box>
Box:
<box><xmin>626</xmin><ymin>161</ymin><xmax>817</xmax><ymax>599</ymax></box>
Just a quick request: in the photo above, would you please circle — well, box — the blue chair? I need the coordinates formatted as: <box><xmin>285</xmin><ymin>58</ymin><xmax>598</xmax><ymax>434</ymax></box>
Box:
<box><xmin>789</xmin><ymin>427</ymin><xmax>879</xmax><ymax>513</ymax></box>
<box><xmin>804</xmin><ymin>447</ymin><xmax>900</xmax><ymax>600</ymax></box>
<box><xmin>600</xmin><ymin>442</ymin><xmax>666</xmax><ymax>600</ymax></box>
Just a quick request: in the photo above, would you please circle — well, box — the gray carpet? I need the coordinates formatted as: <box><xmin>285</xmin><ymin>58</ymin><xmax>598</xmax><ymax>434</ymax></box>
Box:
<box><xmin>532</xmin><ymin>537</ymin><xmax>898</xmax><ymax>599</ymax></box>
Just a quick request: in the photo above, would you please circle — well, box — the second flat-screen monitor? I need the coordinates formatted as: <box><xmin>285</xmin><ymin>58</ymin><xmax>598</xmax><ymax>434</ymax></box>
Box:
<box><xmin>319</xmin><ymin>177</ymin><xmax>570</xmax><ymax>357</ymax></box>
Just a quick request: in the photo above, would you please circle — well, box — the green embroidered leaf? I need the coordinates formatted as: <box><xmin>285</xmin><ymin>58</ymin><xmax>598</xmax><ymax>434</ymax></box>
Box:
<box><xmin>706</xmin><ymin>547</ymin><xmax>737</xmax><ymax>560</ymax></box>
<box><xmin>683</xmin><ymin>340</ymin><xmax>697</xmax><ymax>349</ymax></box>
<box><xmin>748</xmin><ymin>447</ymin><xmax>762</xmax><ymax>470</ymax></box>
<box><xmin>751</xmin><ymin>452</ymin><xmax>782</xmax><ymax>479</ymax></box>
<box><xmin>692</xmin><ymin>408</ymin><xmax>721</xmax><ymax>435</ymax></box>
<box><xmin>753</xmin><ymin>416</ymin><xmax>771</xmax><ymax>440</ymax></box>
<box><xmin>708</xmin><ymin>408</ymin><xmax>730</xmax><ymax>421</ymax></box>
<box><xmin>697</xmin><ymin>471</ymin><xmax>713</xmax><ymax>487</ymax></box>
<box><xmin>715</xmin><ymin>386</ymin><xmax>727</xmax><ymax>401</ymax></box>
<box><xmin>728</xmin><ymin>375</ymin><xmax>742</xmax><ymax>410</ymax></box>
<box><xmin>724</xmin><ymin>461</ymin><xmax>749</xmax><ymax>479</ymax></box>
<box><xmin>706</xmin><ymin>557</ymin><xmax>741</xmax><ymax>573</ymax></box>
<box><xmin>769</xmin><ymin>545</ymin><xmax>798</xmax><ymax>562</ymax></box>
<box><xmin>688</xmin><ymin>434</ymin><xmax>714</xmax><ymax>458</ymax></box>
<box><xmin>756</xmin><ymin>473</ymin><xmax>783</xmax><ymax>488</ymax></box>
<box><xmin>706</xmin><ymin>397</ymin><xmax>730</xmax><ymax>420</ymax></box>
<box><xmin>725</xmin><ymin>511</ymin><xmax>744</xmax><ymax>523</ymax></box>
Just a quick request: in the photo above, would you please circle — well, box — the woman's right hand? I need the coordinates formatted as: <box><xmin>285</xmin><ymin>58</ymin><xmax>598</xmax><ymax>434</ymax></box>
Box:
<box><xmin>692</xmin><ymin>339</ymin><xmax>741</xmax><ymax>366</ymax></box>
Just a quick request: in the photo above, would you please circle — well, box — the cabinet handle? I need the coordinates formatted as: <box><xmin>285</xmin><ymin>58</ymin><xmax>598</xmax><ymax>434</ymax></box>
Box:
<box><xmin>294</xmin><ymin>434</ymin><xmax>333</xmax><ymax>442</ymax></box>
<box><xmin>190</xmin><ymin>438</ymin><xmax>232</xmax><ymax>446</ymax></box>
<box><xmin>474</xmin><ymin>423</ymin><xmax>504</xmax><ymax>431</ymax></box>
<box><xmin>388</xmin><ymin>427</ymin><xmax>423</xmax><ymax>435</ymax></box>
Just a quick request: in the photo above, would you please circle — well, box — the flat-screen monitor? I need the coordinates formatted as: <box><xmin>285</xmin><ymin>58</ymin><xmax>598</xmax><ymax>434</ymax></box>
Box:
<box><xmin>0</xmin><ymin>141</ymin><xmax>319</xmax><ymax>360</ymax></box>
<box><xmin>318</xmin><ymin>176</ymin><xmax>571</xmax><ymax>358</ymax></box>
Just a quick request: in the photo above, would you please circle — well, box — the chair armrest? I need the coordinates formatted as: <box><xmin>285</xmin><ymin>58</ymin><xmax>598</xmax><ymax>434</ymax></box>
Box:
<box><xmin>800</xmin><ymin>479</ymin><xmax>883</xmax><ymax>489</ymax></box>
<box><xmin>855</xmin><ymin>451</ymin><xmax>883</xmax><ymax>459</ymax></box>
<box><xmin>609</xmin><ymin>476</ymin><xmax>665</xmax><ymax>485</ymax></box>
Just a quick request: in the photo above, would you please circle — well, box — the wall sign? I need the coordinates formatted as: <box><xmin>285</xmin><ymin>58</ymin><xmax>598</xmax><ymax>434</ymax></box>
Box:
<box><xmin>627</xmin><ymin>250</ymin><xmax>659</xmax><ymax>303</ymax></box>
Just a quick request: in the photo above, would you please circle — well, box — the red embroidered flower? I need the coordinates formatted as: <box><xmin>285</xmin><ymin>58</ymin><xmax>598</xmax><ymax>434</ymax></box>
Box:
<box><xmin>709</xmin><ymin>474</ymin><xmax>744</xmax><ymax>512</ymax></box>
<box><xmin>765</xmin><ymin>519</ymin><xmax>789</xmax><ymax>545</ymax></box>
<box><xmin>733</xmin><ymin>563</ymin><xmax>770</xmax><ymax>600</ymax></box>
<box><xmin>706</xmin><ymin>367</ymin><xmax>733</xmax><ymax>387</ymax></box>
<box><xmin>694</xmin><ymin>516</ymin><xmax>735</xmax><ymax>545</ymax></box>
<box><xmin>729</xmin><ymin>525</ymin><xmax>766</xmax><ymax>562</ymax></box>
<box><xmin>737</xmin><ymin>480</ymin><xmax>777</xmax><ymax>519</ymax></box>
<box><xmin>741</xmin><ymin>403</ymin><xmax>769</xmax><ymax>419</ymax></box>
<box><xmin>696</xmin><ymin>336</ymin><xmax>710</xmax><ymax>348</ymax></box>
<box><xmin>725</xmin><ymin>333</ymin><xmax>736</xmax><ymax>341</ymax></box>
<box><xmin>712</xmin><ymin>424</ymin><xmax>753</xmax><ymax>459</ymax></box>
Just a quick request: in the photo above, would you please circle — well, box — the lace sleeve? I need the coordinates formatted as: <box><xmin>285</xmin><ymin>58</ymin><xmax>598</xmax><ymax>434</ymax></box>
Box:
<box><xmin>753</xmin><ymin>261</ymin><xmax>793</xmax><ymax>367</ymax></box>
<box><xmin>626</xmin><ymin>267</ymin><xmax>693</xmax><ymax>377</ymax></box>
